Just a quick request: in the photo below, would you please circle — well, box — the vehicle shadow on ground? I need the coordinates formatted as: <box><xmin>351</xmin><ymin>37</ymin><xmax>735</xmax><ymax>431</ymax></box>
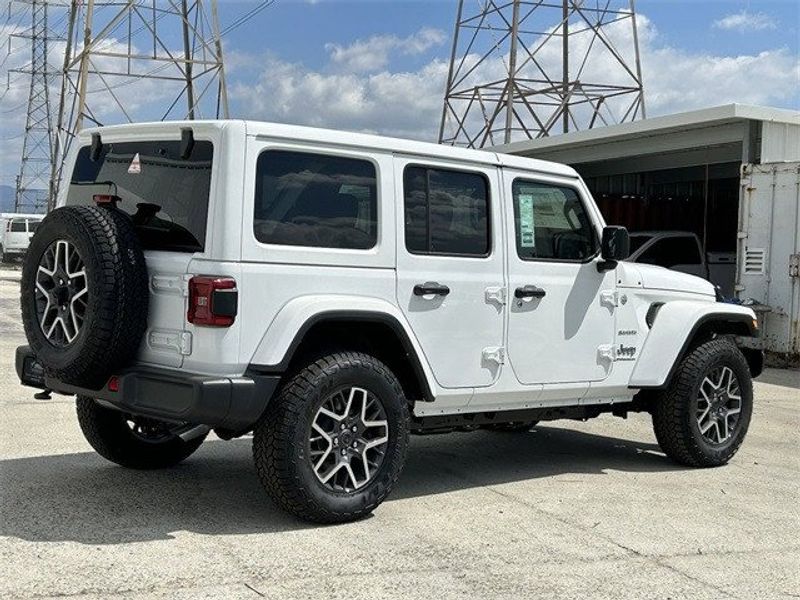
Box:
<box><xmin>0</xmin><ymin>424</ymin><xmax>676</xmax><ymax>545</ymax></box>
<box><xmin>756</xmin><ymin>368</ymin><xmax>800</xmax><ymax>389</ymax></box>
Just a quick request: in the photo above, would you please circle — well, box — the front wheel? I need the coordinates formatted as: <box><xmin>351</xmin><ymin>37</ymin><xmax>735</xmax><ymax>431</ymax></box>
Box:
<box><xmin>253</xmin><ymin>352</ymin><xmax>410</xmax><ymax>524</ymax></box>
<box><xmin>76</xmin><ymin>396</ymin><xmax>207</xmax><ymax>469</ymax></box>
<box><xmin>652</xmin><ymin>337</ymin><xmax>753</xmax><ymax>467</ymax></box>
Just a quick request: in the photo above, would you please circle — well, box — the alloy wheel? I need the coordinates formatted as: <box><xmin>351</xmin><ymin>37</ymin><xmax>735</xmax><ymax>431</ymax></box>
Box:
<box><xmin>308</xmin><ymin>386</ymin><xmax>389</xmax><ymax>492</ymax></box>
<box><xmin>34</xmin><ymin>240</ymin><xmax>88</xmax><ymax>346</ymax></box>
<box><xmin>696</xmin><ymin>365</ymin><xmax>742</xmax><ymax>445</ymax></box>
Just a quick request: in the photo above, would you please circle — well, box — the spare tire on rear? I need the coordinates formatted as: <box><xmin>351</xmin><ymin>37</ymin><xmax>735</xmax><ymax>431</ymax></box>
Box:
<box><xmin>20</xmin><ymin>205</ymin><xmax>148</xmax><ymax>388</ymax></box>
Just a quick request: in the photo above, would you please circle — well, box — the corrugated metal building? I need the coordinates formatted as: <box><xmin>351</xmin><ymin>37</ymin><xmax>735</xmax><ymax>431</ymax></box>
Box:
<box><xmin>493</xmin><ymin>104</ymin><xmax>800</xmax><ymax>363</ymax></box>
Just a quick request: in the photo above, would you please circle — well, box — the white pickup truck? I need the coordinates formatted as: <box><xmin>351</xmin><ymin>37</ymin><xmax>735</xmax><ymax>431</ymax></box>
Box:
<box><xmin>16</xmin><ymin>121</ymin><xmax>762</xmax><ymax>523</ymax></box>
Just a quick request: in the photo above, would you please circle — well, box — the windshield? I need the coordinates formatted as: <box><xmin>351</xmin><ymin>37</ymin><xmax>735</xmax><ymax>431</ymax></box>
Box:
<box><xmin>628</xmin><ymin>234</ymin><xmax>653</xmax><ymax>255</ymax></box>
<box><xmin>66</xmin><ymin>139</ymin><xmax>214</xmax><ymax>252</ymax></box>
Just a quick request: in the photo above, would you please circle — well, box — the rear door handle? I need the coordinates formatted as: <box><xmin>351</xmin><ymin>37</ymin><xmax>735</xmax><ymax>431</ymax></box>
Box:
<box><xmin>514</xmin><ymin>285</ymin><xmax>546</xmax><ymax>299</ymax></box>
<box><xmin>413</xmin><ymin>282</ymin><xmax>450</xmax><ymax>297</ymax></box>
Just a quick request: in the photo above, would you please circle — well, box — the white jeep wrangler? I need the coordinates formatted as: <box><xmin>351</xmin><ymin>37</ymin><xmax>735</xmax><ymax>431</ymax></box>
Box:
<box><xmin>16</xmin><ymin>121</ymin><xmax>762</xmax><ymax>523</ymax></box>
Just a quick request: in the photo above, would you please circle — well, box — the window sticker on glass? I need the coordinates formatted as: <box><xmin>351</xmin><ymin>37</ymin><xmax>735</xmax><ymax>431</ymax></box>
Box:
<box><xmin>128</xmin><ymin>153</ymin><xmax>142</xmax><ymax>174</ymax></box>
<box><xmin>518</xmin><ymin>193</ymin><xmax>535</xmax><ymax>248</ymax></box>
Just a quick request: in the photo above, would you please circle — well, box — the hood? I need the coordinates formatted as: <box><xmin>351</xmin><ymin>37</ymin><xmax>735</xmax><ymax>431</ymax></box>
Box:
<box><xmin>631</xmin><ymin>264</ymin><xmax>716</xmax><ymax>296</ymax></box>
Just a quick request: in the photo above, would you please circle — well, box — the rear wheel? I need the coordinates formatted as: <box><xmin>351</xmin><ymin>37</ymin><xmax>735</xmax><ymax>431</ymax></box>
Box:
<box><xmin>253</xmin><ymin>352</ymin><xmax>410</xmax><ymax>523</ymax></box>
<box><xmin>76</xmin><ymin>396</ymin><xmax>207</xmax><ymax>469</ymax></box>
<box><xmin>652</xmin><ymin>337</ymin><xmax>753</xmax><ymax>467</ymax></box>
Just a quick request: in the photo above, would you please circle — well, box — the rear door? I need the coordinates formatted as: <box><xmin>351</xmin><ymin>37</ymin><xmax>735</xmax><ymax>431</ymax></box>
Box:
<box><xmin>64</xmin><ymin>136</ymin><xmax>216</xmax><ymax>368</ymax></box>
<box><xmin>394</xmin><ymin>156</ymin><xmax>505</xmax><ymax>389</ymax></box>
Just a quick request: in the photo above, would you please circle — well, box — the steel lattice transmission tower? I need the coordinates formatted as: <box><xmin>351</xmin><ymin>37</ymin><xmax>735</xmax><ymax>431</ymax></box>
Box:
<box><xmin>49</xmin><ymin>0</ymin><xmax>229</xmax><ymax>209</ymax></box>
<box><xmin>11</xmin><ymin>0</ymin><xmax>57</xmax><ymax>213</ymax></box>
<box><xmin>439</xmin><ymin>0</ymin><xmax>646</xmax><ymax>148</ymax></box>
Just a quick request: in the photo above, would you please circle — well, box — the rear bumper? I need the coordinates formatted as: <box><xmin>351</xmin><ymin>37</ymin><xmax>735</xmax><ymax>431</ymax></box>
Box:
<box><xmin>15</xmin><ymin>345</ymin><xmax>279</xmax><ymax>431</ymax></box>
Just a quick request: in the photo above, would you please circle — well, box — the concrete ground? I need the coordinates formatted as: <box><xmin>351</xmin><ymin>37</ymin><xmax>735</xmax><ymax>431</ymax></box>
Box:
<box><xmin>1</xmin><ymin>264</ymin><xmax>799</xmax><ymax>599</ymax></box>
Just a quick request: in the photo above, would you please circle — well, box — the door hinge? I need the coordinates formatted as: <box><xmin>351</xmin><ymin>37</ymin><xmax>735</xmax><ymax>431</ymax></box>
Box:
<box><xmin>151</xmin><ymin>274</ymin><xmax>191</xmax><ymax>297</ymax></box>
<box><xmin>600</xmin><ymin>290</ymin><xmax>618</xmax><ymax>308</ymax></box>
<box><xmin>485</xmin><ymin>286</ymin><xmax>506</xmax><ymax>305</ymax></box>
<box><xmin>482</xmin><ymin>346</ymin><xmax>505</xmax><ymax>365</ymax></box>
<box><xmin>597</xmin><ymin>344</ymin><xmax>614</xmax><ymax>361</ymax></box>
<box><xmin>149</xmin><ymin>330</ymin><xmax>193</xmax><ymax>356</ymax></box>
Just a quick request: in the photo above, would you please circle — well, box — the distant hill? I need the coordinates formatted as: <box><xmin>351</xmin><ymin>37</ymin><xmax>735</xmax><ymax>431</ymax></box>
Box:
<box><xmin>0</xmin><ymin>185</ymin><xmax>47</xmax><ymax>214</ymax></box>
<box><xmin>0</xmin><ymin>185</ymin><xmax>14</xmax><ymax>213</ymax></box>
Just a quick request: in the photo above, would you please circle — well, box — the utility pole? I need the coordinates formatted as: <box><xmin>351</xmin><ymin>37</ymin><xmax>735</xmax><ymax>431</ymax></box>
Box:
<box><xmin>439</xmin><ymin>0</ymin><xmax>646</xmax><ymax>148</ymax></box>
<box><xmin>48</xmin><ymin>0</ymin><xmax>229</xmax><ymax>210</ymax></box>
<box><xmin>11</xmin><ymin>0</ymin><xmax>56</xmax><ymax>213</ymax></box>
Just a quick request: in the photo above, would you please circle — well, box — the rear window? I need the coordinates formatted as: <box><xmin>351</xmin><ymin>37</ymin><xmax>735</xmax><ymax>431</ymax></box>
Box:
<box><xmin>66</xmin><ymin>140</ymin><xmax>214</xmax><ymax>252</ymax></box>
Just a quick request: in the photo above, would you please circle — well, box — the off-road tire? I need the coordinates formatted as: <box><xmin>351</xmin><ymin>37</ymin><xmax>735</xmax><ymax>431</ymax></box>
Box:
<box><xmin>76</xmin><ymin>396</ymin><xmax>206</xmax><ymax>469</ymax></box>
<box><xmin>21</xmin><ymin>206</ymin><xmax>148</xmax><ymax>388</ymax></box>
<box><xmin>652</xmin><ymin>337</ymin><xmax>753</xmax><ymax>467</ymax></box>
<box><xmin>253</xmin><ymin>352</ymin><xmax>410</xmax><ymax>524</ymax></box>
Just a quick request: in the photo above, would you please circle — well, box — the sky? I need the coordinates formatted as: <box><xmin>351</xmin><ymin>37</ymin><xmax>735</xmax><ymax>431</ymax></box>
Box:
<box><xmin>1</xmin><ymin>0</ymin><xmax>799</xmax><ymax>189</ymax></box>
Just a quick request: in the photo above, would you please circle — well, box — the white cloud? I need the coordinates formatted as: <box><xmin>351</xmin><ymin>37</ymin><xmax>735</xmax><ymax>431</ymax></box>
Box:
<box><xmin>713</xmin><ymin>10</ymin><xmax>777</xmax><ymax>32</ymax></box>
<box><xmin>232</xmin><ymin>54</ymin><xmax>449</xmax><ymax>140</ymax></box>
<box><xmin>232</xmin><ymin>20</ymin><xmax>800</xmax><ymax>145</ymax></box>
<box><xmin>325</xmin><ymin>28</ymin><xmax>446</xmax><ymax>73</ymax></box>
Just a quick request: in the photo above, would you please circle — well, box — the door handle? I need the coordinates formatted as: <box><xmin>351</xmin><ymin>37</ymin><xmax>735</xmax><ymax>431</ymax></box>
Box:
<box><xmin>514</xmin><ymin>285</ymin><xmax>546</xmax><ymax>299</ymax></box>
<box><xmin>413</xmin><ymin>282</ymin><xmax>450</xmax><ymax>297</ymax></box>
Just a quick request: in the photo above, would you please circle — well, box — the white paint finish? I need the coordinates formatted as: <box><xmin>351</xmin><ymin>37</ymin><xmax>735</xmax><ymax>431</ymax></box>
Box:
<box><xmin>492</xmin><ymin>103</ymin><xmax>800</xmax><ymax>157</ymax></box>
<box><xmin>248</xmin><ymin>290</ymin><xmax>416</xmax><ymax>370</ymax></box>
<box><xmin>501</xmin><ymin>168</ymin><xmax>617</xmax><ymax>385</ymax></box>
<box><xmin>50</xmin><ymin>119</ymin><xmax>769</xmax><ymax>416</ymax></box>
<box><xmin>393</xmin><ymin>155</ymin><xmax>505</xmax><ymax>389</ymax></box>
<box><xmin>761</xmin><ymin>122</ymin><xmax>800</xmax><ymax>163</ymax></box>
<box><xmin>737</xmin><ymin>162</ymin><xmax>800</xmax><ymax>355</ymax></box>
<box><xmin>629</xmin><ymin>301</ymin><xmax>756</xmax><ymax>388</ymax></box>
<box><xmin>631</xmin><ymin>263</ymin><xmax>715</xmax><ymax>297</ymax></box>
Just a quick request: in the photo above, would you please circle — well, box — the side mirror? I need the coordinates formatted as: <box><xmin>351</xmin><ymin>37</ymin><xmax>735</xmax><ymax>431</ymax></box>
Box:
<box><xmin>598</xmin><ymin>226</ymin><xmax>630</xmax><ymax>272</ymax></box>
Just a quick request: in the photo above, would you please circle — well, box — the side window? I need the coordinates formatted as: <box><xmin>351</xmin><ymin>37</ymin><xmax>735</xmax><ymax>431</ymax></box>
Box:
<box><xmin>254</xmin><ymin>150</ymin><xmax>378</xmax><ymax>250</ymax></box>
<box><xmin>403</xmin><ymin>166</ymin><xmax>489</xmax><ymax>257</ymax></box>
<box><xmin>639</xmin><ymin>237</ymin><xmax>702</xmax><ymax>268</ymax></box>
<box><xmin>28</xmin><ymin>221</ymin><xmax>40</xmax><ymax>233</ymax></box>
<box><xmin>10</xmin><ymin>220</ymin><xmax>26</xmax><ymax>232</ymax></box>
<box><xmin>512</xmin><ymin>179</ymin><xmax>596</xmax><ymax>261</ymax></box>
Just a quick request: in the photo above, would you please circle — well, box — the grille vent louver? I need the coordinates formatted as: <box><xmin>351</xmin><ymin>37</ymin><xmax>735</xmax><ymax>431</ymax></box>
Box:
<box><xmin>743</xmin><ymin>248</ymin><xmax>766</xmax><ymax>275</ymax></box>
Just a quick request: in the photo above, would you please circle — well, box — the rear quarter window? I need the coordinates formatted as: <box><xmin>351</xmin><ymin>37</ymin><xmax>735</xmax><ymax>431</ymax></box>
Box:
<box><xmin>66</xmin><ymin>139</ymin><xmax>214</xmax><ymax>252</ymax></box>
<box><xmin>253</xmin><ymin>150</ymin><xmax>378</xmax><ymax>250</ymax></box>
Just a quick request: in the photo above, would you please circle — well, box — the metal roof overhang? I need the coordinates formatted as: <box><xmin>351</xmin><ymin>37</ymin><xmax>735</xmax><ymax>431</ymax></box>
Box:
<box><xmin>491</xmin><ymin>104</ymin><xmax>800</xmax><ymax>173</ymax></box>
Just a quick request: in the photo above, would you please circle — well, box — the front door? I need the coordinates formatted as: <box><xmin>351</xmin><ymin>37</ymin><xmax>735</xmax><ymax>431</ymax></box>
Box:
<box><xmin>394</xmin><ymin>157</ymin><xmax>505</xmax><ymax>389</ymax></box>
<box><xmin>503</xmin><ymin>170</ymin><xmax>616</xmax><ymax>385</ymax></box>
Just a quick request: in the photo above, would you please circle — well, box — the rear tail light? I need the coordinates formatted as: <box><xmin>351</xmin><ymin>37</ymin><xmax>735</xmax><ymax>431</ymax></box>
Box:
<box><xmin>187</xmin><ymin>276</ymin><xmax>238</xmax><ymax>327</ymax></box>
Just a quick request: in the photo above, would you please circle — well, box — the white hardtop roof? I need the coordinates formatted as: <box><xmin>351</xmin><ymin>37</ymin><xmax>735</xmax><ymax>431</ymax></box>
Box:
<box><xmin>82</xmin><ymin>120</ymin><xmax>579</xmax><ymax>179</ymax></box>
<box><xmin>491</xmin><ymin>104</ymin><xmax>800</xmax><ymax>155</ymax></box>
